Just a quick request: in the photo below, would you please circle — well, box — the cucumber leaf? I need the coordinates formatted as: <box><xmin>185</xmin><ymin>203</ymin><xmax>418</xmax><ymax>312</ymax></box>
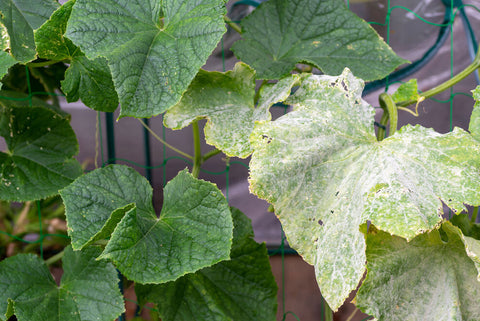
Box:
<box><xmin>248</xmin><ymin>68</ymin><xmax>480</xmax><ymax>309</ymax></box>
<box><xmin>231</xmin><ymin>0</ymin><xmax>407</xmax><ymax>81</ymax></box>
<box><xmin>470</xmin><ymin>86</ymin><xmax>480</xmax><ymax>141</ymax></box>
<box><xmin>136</xmin><ymin>208</ymin><xmax>277</xmax><ymax>321</ymax></box>
<box><xmin>0</xmin><ymin>246</ymin><xmax>124</xmax><ymax>321</ymax></box>
<box><xmin>0</xmin><ymin>0</ymin><xmax>59</xmax><ymax>63</ymax></box>
<box><xmin>164</xmin><ymin>62</ymin><xmax>301</xmax><ymax>158</ymax></box>
<box><xmin>356</xmin><ymin>222</ymin><xmax>480</xmax><ymax>321</ymax></box>
<box><xmin>391</xmin><ymin>79</ymin><xmax>420</xmax><ymax>104</ymax></box>
<box><xmin>0</xmin><ymin>105</ymin><xmax>82</xmax><ymax>201</ymax></box>
<box><xmin>65</xmin><ymin>0</ymin><xmax>227</xmax><ymax>118</ymax></box>
<box><xmin>61</xmin><ymin>165</ymin><xmax>233</xmax><ymax>284</ymax></box>
<box><xmin>35</xmin><ymin>0</ymin><xmax>118</xmax><ymax>112</ymax></box>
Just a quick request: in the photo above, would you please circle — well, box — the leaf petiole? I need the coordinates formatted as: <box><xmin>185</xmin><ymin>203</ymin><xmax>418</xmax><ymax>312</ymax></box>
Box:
<box><xmin>138</xmin><ymin>119</ymin><xmax>193</xmax><ymax>160</ymax></box>
<box><xmin>397</xmin><ymin>49</ymin><xmax>480</xmax><ymax>107</ymax></box>
<box><xmin>224</xmin><ymin>16</ymin><xmax>242</xmax><ymax>34</ymax></box>
<box><xmin>376</xmin><ymin>93</ymin><xmax>398</xmax><ymax>141</ymax></box>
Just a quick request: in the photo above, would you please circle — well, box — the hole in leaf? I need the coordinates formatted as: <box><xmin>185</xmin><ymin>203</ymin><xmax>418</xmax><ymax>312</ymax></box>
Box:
<box><xmin>318</xmin><ymin>219</ymin><xmax>323</xmax><ymax>226</ymax></box>
<box><xmin>335</xmin><ymin>191</ymin><xmax>339</xmax><ymax>197</ymax></box>
<box><xmin>262</xmin><ymin>134</ymin><xmax>272</xmax><ymax>144</ymax></box>
<box><xmin>330</xmin><ymin>210</ymin><xmax>334</xmax><ymax>214</ymax></box>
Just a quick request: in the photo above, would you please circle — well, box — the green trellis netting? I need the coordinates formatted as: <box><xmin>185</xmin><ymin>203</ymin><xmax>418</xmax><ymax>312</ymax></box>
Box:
<box><xmin>0</xmin><ymin>1</ymin><xmax>479</xmax><ymax>320</ymax></box>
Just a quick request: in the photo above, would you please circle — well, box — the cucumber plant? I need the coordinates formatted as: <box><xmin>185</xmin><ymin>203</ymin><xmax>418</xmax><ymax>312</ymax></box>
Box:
<box><xmin>1</xmin><ymin>0</ymin><xmax>480</xmax><ymax>320</ymax></box>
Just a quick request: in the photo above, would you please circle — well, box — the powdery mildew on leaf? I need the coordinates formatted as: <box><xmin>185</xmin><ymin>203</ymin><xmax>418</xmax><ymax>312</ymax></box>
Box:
<box><xmin>0</xmin><ymin>106</ymin><xmax>82</xmax><ymax>201</ymax></box>
<box><xmin>232</xmin><ymin>0</ymin><xmax>407</xmax><ymax>81</ymax></box>
<box><xmin>61</xmin><ymin>165</ymin><xmax>233</xmax><ymax>284</ymax></box>
<box><xmin>65</xmin><ymin>0</ymin><xmax>227</xmax><ymax>118</ymax></box>
<box><xmin>164</xmin><ymin>62</ymin><xmax>301</xmax><ymax>158</ymax></box>
<box><xmin>356</xmin><ymin>222</ymin><xmax>480</xmax><ymax>321</ymax></box>
<box><xmin>136</xmin><ymin>208</ymin><xmax>278</xmax><ymax>321</ymax></box>
<box><xmin>0</xmin><ymin>246</ymin><xmax>124</xmax><ymax>321</ymax></box>
<box><xmin>248</xmin><ymin>68</ymin><xmax>480</xmax><ymax>309</ymax></box>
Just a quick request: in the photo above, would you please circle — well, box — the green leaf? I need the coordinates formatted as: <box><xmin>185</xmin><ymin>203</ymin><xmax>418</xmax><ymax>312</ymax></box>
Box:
<box><xmin>248</xmin><ymin>69</ymin><xmax>480</xmax><ymax>309</ymax></box>
<box><xmin>450</xmin><ymin>213</ymin><xmax>480</xmax><ymax>240</ymax></box>
<box><xmin>60</xmin><ymin>165</ymin><xmax>155</xmax><ymax>250</ymax></box>
<box><xmin>136</xmin><ymin>208</ymin><xmax>277</xmax><ymax>321</ymax></box>
<box><xmin>356</xmin><ymin>222</ymin><xmax>480</xmax><ymax>320</ymax></box>
<box><xmin>35</xmin><ymin>0</ymin><xmax>118</xmax><ymax>112</ymax></box>
<box><xmin>0</xmin><ymin>52</ymin><xmax>16</xmax><ymax>84</ymax></box>
<box><xmin>0</xmin><ymin>246</ymin><xmax>125</xmax><ymax>321</ymax></box>
<box><xmin>0</xmin><ymin>0</ymin><xmax>59</xmax><ymax>63</ymax></box>
<box><xmin>0</xmin><ymin>105</ymin><xmax>82</xmax><ymax>201</ymax></box>
<box><xmin>470</xmin><ymin>85</ymin><xmax>480</xmax><ymax>141</ymax></box>
<box><xmin>65</xmin><ymin>0</ymin><xmax>227</xmax><ymax>118</ymax></box>
<box><xmin>61</xmin><ymin>165</ymin><xmax>233</xmax><ymax>284</ymax></box>
<box><xmin>391</xmin><ymin>79</ymin><xmax>420</xmax><ymax>104</ymax></box>
<box><xmin>231</xmin><ymin>0</ymin><xmax>407</xmax><ymax>81</ymax></box>
<box><xmin>164</xmin><ymin>62</ymin><xmax>300</xmax><ymax>158</ymax></box>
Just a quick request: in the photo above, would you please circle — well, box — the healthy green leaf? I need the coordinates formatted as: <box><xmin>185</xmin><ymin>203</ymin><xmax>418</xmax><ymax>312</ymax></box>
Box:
<box><xmin>61</xmin><ymin>165</ymin><xmax>233</xmax><ymax>284</ymax></box>
<box><xmin>0</xmin><ymin>0</ymin><xmax>59</xmax><ymax>63</ymax></box>
<box><xmin>0</xmin><ymin>246</ymin><xmax>124</xmax><ymax>321</ymax></box>
<box><xmin>231</xmin><ymin>0</ymin><xmax>407</xmax><ymax>81</ymax></box>
<box><xmin>65</xmin><ymin>0</ymin><xmax>227</xmax><ymax>118</ymax></box>
<box><xmin>35</xmin><ymin>0</ymin><xmax>118</xmax><ymax>112</ymax></box>
<box><xmin>248</xmin><ymin>69</ymin><xmax>480</xmax><ymax>309</ymax></box>
<box><xmin>60</xmin><ymin>164</ymin><xmax>155</xmax><ymax>250</ymax></box>
<box><xmin>164</xmin><ymin>62</ymin><xmax>300</xmax><ymax>158</ymax></box>
<box><xmin>391</xmin><ymin>79</ymin><xmax>420</xmax><ymax>104</ymax></box>
<box><xmin>356</xmin><ymin>222</ymin><xmax>480</xmax><ymax>320</ymax></box>
<box><xmin>0</xmin><ymin>106</ymin><xmax>82</xmax><ymax>201</ymax></box>
<box><xmin>136</xmin><ymin>208</ymin><xmax>277</xmax><ymax>321</ymax></box>
<box><xmin>470</xmin><ymin>85</ymin><xmax>480</xmax><ymax>141</ymax></box>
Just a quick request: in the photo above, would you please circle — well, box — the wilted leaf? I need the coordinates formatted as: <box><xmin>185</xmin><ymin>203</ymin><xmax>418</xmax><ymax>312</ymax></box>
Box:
<box><xmin>164</xmin><ymin>62</ymin><xmax>301</xmax><ymax>158</ymax></box>
<box><xmin>356</xmin><ymin>222</ymin><xmax>480</xmax><ymax>321</ymax></box>
<box><xmin>249</xmin><ymin>68</ymin><xmax>480</xmax><ymax>309</ymax></box>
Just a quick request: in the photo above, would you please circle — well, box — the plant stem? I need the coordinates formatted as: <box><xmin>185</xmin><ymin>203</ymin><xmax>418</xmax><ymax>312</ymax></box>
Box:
<box><xmin>45</xmin><ymin>249</ymin><xmax>64</xmax><ymax>266</ymax></box>
<box><xmin>138</xmin><ymin>119</ymin><xmax>193</xmax><ymax>160</ymax></box>
<box><xmin>397</xmin><ymin>49</ymin><xmax>480</xmax><ymax>107</ymax></box>
<box><xmin>224</xmin><ymin>16</ymin><xmax>242</xmax><ymax>34</ymax></box>
<box><xmin>345</xmin><ymin>308</ymin><xmax>359</xmax><ymax>321</ymax></box>
<box><xmin>192</xmin><ymin>120</ymin><xmax>202</xmax><ymax>178</ymax></box>
<box><xmin>323</xmin><ymin>301</ymin><xmax>333</xmax><ymax>321</ymax></box>
<box><xmin>202</xmin><ymin>148</ymin><xmax>221</xmax><ymax>162</ymax></box>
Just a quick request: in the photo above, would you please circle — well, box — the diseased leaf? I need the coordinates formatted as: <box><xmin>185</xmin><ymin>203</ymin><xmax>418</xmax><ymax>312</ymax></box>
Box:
<box><xmin>231</xmin><ymin>0</ymin><xmax>407</xmax><ymax>81</ymax></box>
<box><xmin>0</xmin><ymin>0</ymin><xmax>59</xmax><ymax>63</ymax></box>
<box><xmin>0</xmin><ymin>106</ymin><xmax>82</xmax><ymax>201</ymax></box>
<box><xmin>164</xmin><ymin>62</ymin><xmax>300</xmax><ymax>158</ymax></box>
<box><xmin>0</xmin><ymin>52</ymin><xmax>16</xmax><ymax>84</ymax></box>
<box><xmin>35</xmin><ymin>0</ymin><xmax>118</xmax><ymax>112</ymax></box>
<box><xmin>356</xmin><ymin>222</ymin><xmax>480</xmax><ymax>320</ymax></box>
<box><xmin>248</xmin><ymin>69</ymin><xmax>480</xmax><ymax>309</ymax></box>
<box><xmin>0</xmin><ymin>246</ymin><xmax>124</xmax><ymax>321</ymax></box>
<box><xmin>65</xmin><ymin>0</ymin><xmax>227</xmax><ymax>118</ymax></box>
<box><xmin>470</xmin><ymin>86</ymin><xmax>480</xmax><ymax>141</ymax></box>
<box><xmin>61</xmin><ymin>165</ymin><xmax>233</xmax><ymax>284</ymax></box>
<box><xmin>450</xmin><ymin>213</ymin><xmax>480</xmax><ymax>240</ymax></box>
<box><xmin>136</xmin><ymin>208</ymin><xmax>277</xmax><ymax>321</ymax></box>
